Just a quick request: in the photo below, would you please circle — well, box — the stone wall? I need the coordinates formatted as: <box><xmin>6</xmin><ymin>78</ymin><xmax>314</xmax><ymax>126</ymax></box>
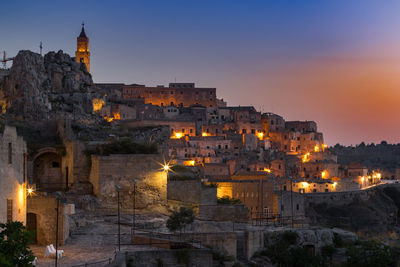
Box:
<box><xmin>110</xmin><ymin>249</ymin><xmax>213</xmax><ymax>267</ymax></box>
<box><xmin>27</xmin><ymin>195</ymin><xmax>68</xmax><ymax>246</ymax></box>
<box><xmin>304</xmin><ymin>184</ymin><xmax>400</xmax><ymax>206</ymax></box>
<box><xmin>167</xmin><ymin>179</ymin><xmax>217</xmax><ymax>205</ymax></box>
<box><xmin>89</xmin><ymin>154</ymin><xmax>167</xmax><ymax>211</ymax></box>
<box><xmin>181</xmin><ymin>232</ymin><xmax>237</xmax><ymax>258</ymax></box>
<box><xmin>0</xmin><ymin>126</ymin><xmax>27</xmax><ymax>224</ymax></box>
<box><xmin>198</xmin><ymin>204</ymin><xmax>248</xmax><ymax>223</ymax></box>
<box><xmin>278</xmin><ymin>191</ymin><xmax>305</xmax><ymax>218</ymax></box>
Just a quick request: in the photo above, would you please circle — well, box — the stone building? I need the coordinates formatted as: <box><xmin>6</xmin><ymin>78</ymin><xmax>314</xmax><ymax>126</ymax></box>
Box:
<box><xmin>0</xmin><ymin>126</ymin><xmax>27</xmax><ymax>224</ymax></box>
<box><xmin>75</xmin><ymin>23</ymin><xmax>90</xmax><ymax>73</ymax></box>
<box><xmin>123</xmin><ymin>83</ymin><xmax>217</xmax><ymax>107</ymax></box>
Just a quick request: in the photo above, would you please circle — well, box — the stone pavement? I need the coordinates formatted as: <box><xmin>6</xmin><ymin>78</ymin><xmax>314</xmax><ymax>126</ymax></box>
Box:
<box><xmin>30</xmin><ymin>212</ymin><xmax>165</xmax><ymax>267</ymax></box>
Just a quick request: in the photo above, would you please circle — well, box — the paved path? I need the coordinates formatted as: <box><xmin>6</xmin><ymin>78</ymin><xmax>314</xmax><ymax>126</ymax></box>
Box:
<box><xmin>30</xmin><ymin>212</ymin><xmax>163</xmax><ymax>267</ymax></box>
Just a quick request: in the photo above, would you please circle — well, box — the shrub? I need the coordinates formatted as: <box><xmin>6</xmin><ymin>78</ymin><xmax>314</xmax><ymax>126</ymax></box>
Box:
<box><xmin>217</xmin><ymin>196</ymin><xmax>241</xmax><ymax>205</ymax></box>
<box><xmin>166</xmin><ymin>207</ymin><xmax>195</xmax><ymax>232</ymax></box>
<box><xmin>345</xmin><ymin>240</ymin><xmax>396</xmax><ymax>267</ymax></box>
<box><xmin>0</xmin><ymin>221</ymin><xmax>36</xmax><ymax>267</ymax></box>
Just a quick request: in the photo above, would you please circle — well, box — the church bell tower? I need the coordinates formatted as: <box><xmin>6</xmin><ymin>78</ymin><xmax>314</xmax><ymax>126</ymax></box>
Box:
<box><xmin>75</xmin><ymin>23</ymin><xmax>90</xmax><ymax>73</ymax></box>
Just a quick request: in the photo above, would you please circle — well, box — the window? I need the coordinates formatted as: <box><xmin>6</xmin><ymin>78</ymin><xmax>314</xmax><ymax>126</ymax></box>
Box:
<box><xmin>325</xmin><ymin>189</ymin><xmax>329</xmax><ymax>192</ymax></box>
<box><xmin>190</xmin><ymin>129</ymin><xmax>193</xmax><ymax>133</ymax></box>
<box><xmin>8</xmin><ymin>143</ymin><xmax>12</xmax><ymax>164</ymax></box>
<box><xmin>283</xmin><ymin>185</ymin><xmax>287</xmax><ymax>191</ymax></box>
<box><xmin>7</xmin><ymin>199</ymin><xmax>12</xmax><ymax>221</ymax></box>
<box><xmin>251</xmin><ymin>129</ymin><xmax>255</xmax><ymax>134</ymax></box>
<box><xmin>182</xmin><ymin>128</ymin><xmax>185</xmax><ymax>133</ymax></box>
<box><xmin>281</xmin><ymin>205</ymin><xmax>284</xmax><ymax>211</ymax></box>
<box><xmin>80</xmin><ymin>58</ymin><xmax>84</xmax><ymax>62</ymax></box>
<box><xmin>242</xmin><ymin>129</ymin><xmax>246</xmax><ymax>134</ymax></box>
<box><xmin>225</xmin><ymin>145</ymin><xmax>228</xmax><ymax>149</ymax></box>
<box><xmin>52</xmin><ymin>162</ymin><xmax>60</xmax><ymax>168</ymax></box>
<box><xmin>296</xmin><ymin>204</ymin><xmax>299</xmax><ymax>210</ymax></box>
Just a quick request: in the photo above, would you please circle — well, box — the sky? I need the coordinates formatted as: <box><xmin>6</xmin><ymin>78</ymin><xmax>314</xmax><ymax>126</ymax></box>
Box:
<box><xmin>1</xmin><ymin>0</ymin><xmax>399</xmax><ymax>145</ymax></box>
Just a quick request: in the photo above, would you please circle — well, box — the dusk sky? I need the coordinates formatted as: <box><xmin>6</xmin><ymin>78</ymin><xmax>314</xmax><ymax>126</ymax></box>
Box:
<box><xmin>2</xmin><ymin>0</ymin><xmax>399</xmax><ymax>145</ymax></box>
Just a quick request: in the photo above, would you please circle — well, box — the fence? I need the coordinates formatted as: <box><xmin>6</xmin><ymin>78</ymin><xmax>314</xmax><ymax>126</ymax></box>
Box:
<box><xmin>71</xmin><ymin>250</ymin><xmax>117</xmax><ymax>267</ymax></box>
<box><xmin>249</xmin><ymin>211</ymin><xmax>308</xmax><ymax>228</ymax></box>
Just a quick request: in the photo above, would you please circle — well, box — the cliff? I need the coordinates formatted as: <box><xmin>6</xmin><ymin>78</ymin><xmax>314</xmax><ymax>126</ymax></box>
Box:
<box><xmin>306</xmin><ymin>184</ymin><xmax>400</xmax><ymax>244</ymax></box>
<box><xmin>0</xmin><ymin>50</ymin><xmax>95</xmax><ymax>120</ymax></box>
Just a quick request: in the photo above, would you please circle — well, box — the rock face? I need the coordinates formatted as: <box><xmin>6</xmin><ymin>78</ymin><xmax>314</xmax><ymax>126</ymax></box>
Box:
<box><xmin>0</xmin><ymin>50</ymin><xmax>94</xmax><ymax>119</ymax></box>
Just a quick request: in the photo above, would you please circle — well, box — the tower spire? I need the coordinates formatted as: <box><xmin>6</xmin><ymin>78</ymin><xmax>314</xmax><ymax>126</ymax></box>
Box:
<box><xmin>75</xmin><ymin>23</ymin><xmax>90</xmax><ymax>72</ymax></box>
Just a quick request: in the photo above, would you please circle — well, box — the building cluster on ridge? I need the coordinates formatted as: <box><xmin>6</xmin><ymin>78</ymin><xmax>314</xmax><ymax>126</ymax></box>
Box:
<box><xmin>0</xmin><ymin>24</ymin><xmax>390</xmax><ymax>248</ymax></box>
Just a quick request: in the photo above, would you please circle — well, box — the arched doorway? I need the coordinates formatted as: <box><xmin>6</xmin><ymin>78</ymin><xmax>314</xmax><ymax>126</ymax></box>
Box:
<box><xmin>26</xmin><ymin>213</ymin><xmax>37</xmax><ymax>244</ymax></box>
<box><xmin>33</xmin><ymin>148</ymin><xmax>64</xmax><ymax>192</ymax></box>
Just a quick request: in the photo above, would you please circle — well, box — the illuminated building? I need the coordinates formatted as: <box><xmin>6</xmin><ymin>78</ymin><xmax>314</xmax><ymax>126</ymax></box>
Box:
<box><xmin>0</xmin><ymin>126</ymin><xmax>27</xmax><ymax>224</ymax></box>
<box><xmin>75</xmin><ymin>23</ymin><xmax>91</xmax><ymax>73</ymax></box>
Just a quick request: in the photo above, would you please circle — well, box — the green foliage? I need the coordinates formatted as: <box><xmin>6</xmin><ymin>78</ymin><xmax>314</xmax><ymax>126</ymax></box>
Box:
<box><xmin>217</xmin><ymin>196</ymin><xmax>241</xmax><ymax>205</ymax></box>
<box><xmin>255</xmin><ymin>231</ymin><xmax>326</xmax><ymax>267</ymax></box>
<box><xmin>0</xmin><ymin>221</ymin><xmax>35</xmax><ymax>267</ymax></box>
<box><xmin>173</xmin><ymin>248</ymin><xmax>191</xmax><ymax>267</ymax></box>
<box><xmin>211</xmin><ymin>249</ymin><xmax>234</xmax><ymax>264</ymax></box>
<box><xmin>345</xmin><ymin>240</ymin><xmax>396</xmax><ymax>267</ymax></box>
<box><xmin>202</xmin><ymin>182</ymin><xmax>217</xmax><ymax>188</ymax></box>
<box><xmin>156</xmin><ymin>258</ymin><xmax>164</xmax><ymax>267</ymax></box>
<box><xmin>166</xmin><ymin>207</ymin><xmax>195</xmax><ymax>232</ymax></box>
<box><xmin>86</xmin><ymin>138</ymin><xmax>158</xmax><ymax>155</ymax></box>
<box><xmin>332</xmin><ymin>142</ymin><xmax>400</xmax><ymax>173</ymax></box>
<box><xmin>168</xmin><ymin>165</ymin><xmax>198</xmax><ymax>181</ymax></box>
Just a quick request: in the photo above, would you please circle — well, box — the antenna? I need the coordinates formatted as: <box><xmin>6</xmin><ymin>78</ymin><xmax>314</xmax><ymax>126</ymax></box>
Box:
<box><xmin>1</xmin><ymin>51</ymin><xmax>14</xmax><ymax>69</ymax></box>
<box><xmin>39</xmin><ymin>41</ymin><xmax>43</xmax><ymax>56</ymax></box>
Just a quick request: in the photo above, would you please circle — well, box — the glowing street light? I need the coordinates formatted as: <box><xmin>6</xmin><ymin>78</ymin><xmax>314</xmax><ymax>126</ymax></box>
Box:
<box><xmin>321</xmin><ymin>171</ymin><xmax>327</xmax><ymax>179</ymax></box>
<box><xmin>26</xmin><ymin>185</ymin><xmax>35</xmax><ymax>197</ymax></box>
<box><xmin>163</xmin><ymin>164</ymin><xmax>170</xmax><ymax>171</ymax></box>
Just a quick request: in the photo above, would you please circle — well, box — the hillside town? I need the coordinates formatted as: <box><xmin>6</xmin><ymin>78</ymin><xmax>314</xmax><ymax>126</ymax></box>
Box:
<box><xmin>1</xmin><ymin>25</ymin><xmax>400</xmax><ymax>267</ymax></box>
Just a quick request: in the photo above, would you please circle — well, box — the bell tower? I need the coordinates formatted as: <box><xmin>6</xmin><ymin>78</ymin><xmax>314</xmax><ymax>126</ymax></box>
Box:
<box><xmin>75</xmin><ymin>22</ymin><xmax>91</xmax><ymax>73</ymax></box>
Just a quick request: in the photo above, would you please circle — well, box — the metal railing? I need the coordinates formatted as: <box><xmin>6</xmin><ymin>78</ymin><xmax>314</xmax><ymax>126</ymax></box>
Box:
<box><xmin>71</xmin><ymin>250</ymin><xmax>117</xmax><ymax>267</ymax></box>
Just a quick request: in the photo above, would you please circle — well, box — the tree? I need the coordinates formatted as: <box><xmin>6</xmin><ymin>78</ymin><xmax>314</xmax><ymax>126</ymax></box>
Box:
<box><xmin>0</xmin><ymin>221</ymin><xmax>35</xmax><ymax>267</ymax></box>
<box><xmin>166</xmin><ymin>207</ymin><xmax>195</xmax><ymax>232</ymax></box>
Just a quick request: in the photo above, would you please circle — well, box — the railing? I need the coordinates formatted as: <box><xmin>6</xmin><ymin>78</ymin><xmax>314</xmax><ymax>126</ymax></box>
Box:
<box><xmin>249</xmin><ymin>212</ymin><xmax>308</xmax><ymax>228</ymax></box>
<box><xmin>70</xmin><ymin>250</ymin><xmax>117</xmax><ymax>267</ymax></box>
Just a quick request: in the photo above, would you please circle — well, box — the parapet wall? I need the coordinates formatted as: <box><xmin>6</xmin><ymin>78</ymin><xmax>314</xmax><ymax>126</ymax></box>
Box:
<box><xmin>304</xmin><ymin>183</ymin><xmax>400</xmax><ymax>206</ymax></box>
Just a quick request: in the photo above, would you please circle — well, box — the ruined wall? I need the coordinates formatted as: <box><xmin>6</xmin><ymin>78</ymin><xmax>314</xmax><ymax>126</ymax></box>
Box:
<box><xmin>27</xmin><ymin>195</ymin><xmax>67</xmax><ymax>246</ymax></box>
<box><xmin>89</xmin><ymin>154</ymin><xmax>167</xmax><ymax>211</ymax></box>
<box><xmin>0</xmin><ymin>126</ymin><xmax>27</xmax><ymax>224</ymax></box>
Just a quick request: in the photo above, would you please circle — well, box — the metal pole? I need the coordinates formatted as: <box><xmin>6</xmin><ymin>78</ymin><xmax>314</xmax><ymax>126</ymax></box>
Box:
<box><xmin>261</xmin><ymin>179</ymin><xmax>264</xmax><ymax>223</ymax></box>
<box><xmin>117</xmin><ymin>190</ymin><xmax>120</xmax><ymax>251</ymax></box>
<box><xmin>55</xmin><ymin>198</ymin><xmax>59</xmax><ymax>267</ymax></box>
<box><xmin>133</xmin><ymin>183</ymin><xmax>136</xmax><ymax>239</ymax></box>
<box><xmin>290</xmin><ymin>177</ymin><xmax>294</xmax><ymax>228</ymax></box>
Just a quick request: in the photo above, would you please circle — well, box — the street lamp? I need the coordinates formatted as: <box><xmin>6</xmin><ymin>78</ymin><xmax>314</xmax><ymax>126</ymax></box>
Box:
<box><xmin>54</xmin><ymin>192</ymin><xmax>63</xmax><ymax>267</ymax></box>
<box><xmin>115</xmin><ymin>185</ymin><xmax>121</xmax><ymax>251</ymax></box>
<box><xmin>163</xmin><ymin>164</ymin><xmax>170</xmax><ymax>171</ymax></box>
<box><xmin>131</xmin><ymin>179</ymin><xmax>137</xmax><ymax>240</ymax></box>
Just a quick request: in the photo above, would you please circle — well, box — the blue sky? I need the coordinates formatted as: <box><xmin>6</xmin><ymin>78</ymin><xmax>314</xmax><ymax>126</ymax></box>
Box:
<box><xmin>1</xmin><ymin>0</ymin><xmax>400</xmax><ymax>145</ymax></box>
